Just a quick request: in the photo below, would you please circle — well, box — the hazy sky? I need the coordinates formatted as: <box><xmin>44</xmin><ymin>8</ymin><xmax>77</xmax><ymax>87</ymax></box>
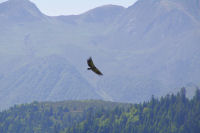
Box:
<box><xmin>0</xmin><ymin>0</ymin><xmax>137</xmax><ymax>16</ymax></box>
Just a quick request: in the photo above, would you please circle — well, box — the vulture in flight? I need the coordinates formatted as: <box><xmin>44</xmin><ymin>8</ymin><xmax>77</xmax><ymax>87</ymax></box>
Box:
<box><xmin>87</xmin><ymin>57</ymin><xmax>103</xmax><ymax>75</ymax></box>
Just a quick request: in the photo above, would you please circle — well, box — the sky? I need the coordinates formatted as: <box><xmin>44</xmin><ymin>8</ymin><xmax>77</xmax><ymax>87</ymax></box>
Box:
<box><xmin>0</xmin><ymin>0</ymin><xmax>137</xmax><ymax>16</ymax></box>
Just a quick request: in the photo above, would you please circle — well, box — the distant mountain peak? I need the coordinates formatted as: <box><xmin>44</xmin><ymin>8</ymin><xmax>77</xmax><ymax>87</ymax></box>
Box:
<box><xmin>84</xmin><ymin>4</ymin><xmax>125</xmax><ymax>13</ymax></box>
<box><xmin>9</xmin><ymin>0</ymin><xmax>27</xmax><ymax>1</ymax></box>
<box><xmin>6</xmin><ymin>0</ymin><xmax>36</xmax><ymax>6</ymax></box>
<box><xmin>134</xmin><ymin>0</ymin><xmax>200</xmax><ymax>19</ymax></box>
<box><xmin>0</xmin><ymin>0</ymin><xmax>46</xmax><ymax>23</ymax></box>
<box><xmin>80</xmin><ymin>4</ymin><xmax>125</xmax><ymax>23</ymax></box>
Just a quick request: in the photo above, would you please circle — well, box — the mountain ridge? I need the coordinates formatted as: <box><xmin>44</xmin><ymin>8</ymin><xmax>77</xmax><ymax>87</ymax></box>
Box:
<box><xmin>0</xmin><ymin>0</ymin><xmax>199</xmax><ymax>109</ymax></box>
<box><xmin>0</xmin><ymin>0</ymin><xmax>48</xmax><ymax>23</ymax></box>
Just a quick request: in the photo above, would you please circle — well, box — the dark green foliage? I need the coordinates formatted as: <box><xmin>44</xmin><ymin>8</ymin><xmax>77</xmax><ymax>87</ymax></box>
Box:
<box><xmin>0</xmin><ymin>89</ymin><xmax>200</xmax><ymax>133</ymax></box>
<box><xmin>0</xmin><ymin>100</ymin><xmax>130</xmax><ymax>133</ymax></box>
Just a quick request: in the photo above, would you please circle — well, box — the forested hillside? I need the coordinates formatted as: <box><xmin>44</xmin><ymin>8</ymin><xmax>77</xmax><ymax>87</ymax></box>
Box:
<box><xmin>0</xmin><ymin>88</ymin><xmax>199</xmax><ymax>133</ymax></box>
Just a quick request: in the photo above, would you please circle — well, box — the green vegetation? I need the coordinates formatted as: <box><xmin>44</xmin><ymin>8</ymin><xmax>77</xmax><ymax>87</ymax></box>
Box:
<box><xmin>0</xmin><ymin>88</ymin><xmax>199</xmax><ymax>133</ymax></box>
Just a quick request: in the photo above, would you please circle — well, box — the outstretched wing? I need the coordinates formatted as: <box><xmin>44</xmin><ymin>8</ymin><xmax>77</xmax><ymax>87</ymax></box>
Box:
<box><xmin>92</xmin><ymin>67</ymin><xmax>103</xmax><ymax>75</ymax></box>
<box><xmin>87</xmin><ymin>57</ymin><xmax>95</xmax><ymax>68</ymax></box>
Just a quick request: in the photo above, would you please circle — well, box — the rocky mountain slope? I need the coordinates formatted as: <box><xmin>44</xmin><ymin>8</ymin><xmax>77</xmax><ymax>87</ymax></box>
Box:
<box><xmin>0</xmin><ymin>0</ymin><xmax>199</xmax><ymax>109</ymax></box>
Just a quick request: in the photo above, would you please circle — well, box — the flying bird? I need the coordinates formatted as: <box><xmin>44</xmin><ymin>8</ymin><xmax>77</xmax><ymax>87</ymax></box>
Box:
<box><xmin>87</xmin><ymin>57</ymin><xmax>103</xmax><ymax>76</ymax></box>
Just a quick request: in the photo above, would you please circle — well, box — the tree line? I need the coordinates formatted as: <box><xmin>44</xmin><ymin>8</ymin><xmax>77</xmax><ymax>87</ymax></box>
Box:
<box><xmin>0</xmin><ymin>88</ymin><xmax>199</xmax><ymax>133</ymax></box>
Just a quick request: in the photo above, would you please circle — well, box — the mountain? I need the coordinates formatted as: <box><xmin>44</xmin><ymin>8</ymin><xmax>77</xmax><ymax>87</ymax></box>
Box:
<box><xmin>0</xmin><ymin>0</ymin><xmax>199</xmax><ymax>109</ymax></box>
<box><xmin>78</xmin><ymin>5</ymin><xmax>125</xmax><ymax>24</ymax></box>
<box><xmin>0</xmin><ymin>0</ymin><xmax>47</xmax><ymax>24</ymax></box>
<box><xmin>57</xmin><ymin>5</ymin><xmax>125</xmax><ymax>24</ymax></box>
<box><xmin>105</xmin><ymin>0</ymin><xmax>200</xmax><ymax>49</ymax></box>
<box><xmin>96</xmin><ymin>0</ymin><xmax>200</xmax><ymax>102</ymax></box>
